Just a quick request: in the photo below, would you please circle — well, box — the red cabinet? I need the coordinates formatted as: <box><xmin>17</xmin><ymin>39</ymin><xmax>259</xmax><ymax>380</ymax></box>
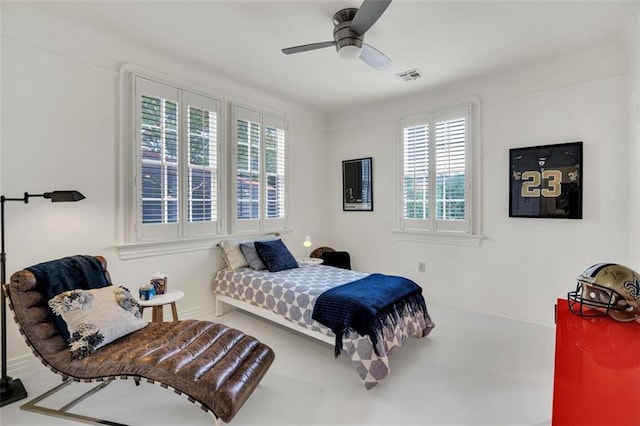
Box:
<box><xmin>552</xmin><ymin>299</ymin><xmax>640</xmax><ymax>425</ymax></box>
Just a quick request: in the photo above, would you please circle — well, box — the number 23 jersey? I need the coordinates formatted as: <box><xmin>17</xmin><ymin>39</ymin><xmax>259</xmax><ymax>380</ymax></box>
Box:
<box><xmin>511</xmin><ymin>147</ymin><xmax>580</xmax><ymax>217</ymax></box>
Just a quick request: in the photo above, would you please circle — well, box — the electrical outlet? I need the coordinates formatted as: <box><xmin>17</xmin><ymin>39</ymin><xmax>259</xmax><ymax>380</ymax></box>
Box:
<box><xmin>418</xmin><ymin>262</ymin><xmax>426</xmax><ymax>272</ymax></box>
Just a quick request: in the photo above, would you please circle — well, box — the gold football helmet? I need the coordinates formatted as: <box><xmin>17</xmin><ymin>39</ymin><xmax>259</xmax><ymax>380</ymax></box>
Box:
<box><xmin>568</xmin><ymin>263</ymin><xmax>640</xmax><ymax>322</ymax></box>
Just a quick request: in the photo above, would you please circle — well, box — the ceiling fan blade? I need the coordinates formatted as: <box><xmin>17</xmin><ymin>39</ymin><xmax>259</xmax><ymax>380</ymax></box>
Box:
<box><xmin>359</xmin><ymin>43</ymin><xmax>391</xmax><ymax>70</ymax></box>
<box><xmin>350</xmin><ymin>0</ymin><xmax>392</xmax><ymax>36</ymax></box>
<box><xmin>282</xmin><ymin>41</ymin><xmax>335</xmax><ymax>55</ymax></box>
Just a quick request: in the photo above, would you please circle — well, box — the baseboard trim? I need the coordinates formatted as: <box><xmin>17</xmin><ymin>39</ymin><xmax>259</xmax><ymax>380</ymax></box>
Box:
<box><xmin>428</xmin><ymin>290</ymin><xmax>555</xmax><ymax>328</ymax></box>
<box><xmin>180</xmin><ymin>301</ymin><xmax>217</xmax><ymax>320</ymax></box>
<box><xmin>7</xmin><ymin>352</ymin><xmax>46</xmax><ymax>378</ymax></box>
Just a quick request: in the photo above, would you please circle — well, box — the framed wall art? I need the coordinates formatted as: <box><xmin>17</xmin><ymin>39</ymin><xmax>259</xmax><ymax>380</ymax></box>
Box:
<box><xmin>342</xmin><ymin>157</ymin><xmax>373</xmax><ymax>211</ymax></box>
<box><xmin>509</xmin><ymin>141</ymin><xmax>582</xmax><ymax>219</ymax></box>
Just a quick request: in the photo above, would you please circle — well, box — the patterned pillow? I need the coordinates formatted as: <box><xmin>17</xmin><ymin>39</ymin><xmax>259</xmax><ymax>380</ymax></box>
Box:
<box><xmin>254</xmin><ymin>239</ymin><xmax>299</xmax><ymax>272</ymax></box>
<box><xmin>48</xmin><ymin>286</ymin><xmax>148</xmax><ymax>359</ymax></box>
<box><xmin>219</xmin><ymin>234</ymin><xmax>279</xmax><ymax>270</ymax></box>
<box><xmin>240</xmin><ymin>242</ymin><xmax>267</xmax><ymax>270</ymax></box>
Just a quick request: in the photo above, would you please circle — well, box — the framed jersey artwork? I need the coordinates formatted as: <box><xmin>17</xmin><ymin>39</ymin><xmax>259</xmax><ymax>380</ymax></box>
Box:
<box><xmin>509</xmin><ymin>142</ymin><xmax>582</xmax><ymax>219</ymax></box>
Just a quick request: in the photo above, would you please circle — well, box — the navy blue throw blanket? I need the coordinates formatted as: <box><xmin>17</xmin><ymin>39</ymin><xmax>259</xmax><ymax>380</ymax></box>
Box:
<box><xmin>27</xmin><ymin>255</ymin><xmax>111</xmax><ymax>340</ymax></box>
<box><xmin>312</xmin><ymin>273</ymin><xmax>428</xmax><ymax>357</ymax></box>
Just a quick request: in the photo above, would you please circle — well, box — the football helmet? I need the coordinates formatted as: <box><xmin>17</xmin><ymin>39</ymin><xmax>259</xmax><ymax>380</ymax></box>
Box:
<box><xmin>568</xmin><ymin>263</ymin><xmax>640</xmax><ymax>322</ymax></box>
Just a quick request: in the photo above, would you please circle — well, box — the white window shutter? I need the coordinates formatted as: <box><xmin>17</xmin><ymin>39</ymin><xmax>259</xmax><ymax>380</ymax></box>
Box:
<box><xmin>182</xmin><ymin>90</ymin><xmax>221</xmax><ymax>237</ymax></box>
<box><xmin>400</xmin><ymin>104</ymin><xmax>471</xmax><ymax>234</ymax></box>
<box><xmin>133</xmin><ymin>76</ymin><xmax>222</xmax><ymax>242</ymax></box>
<box><xmin>232</xmin><ymin>105</ymin><xmax>287</xmax><ymax>234</ymax></box>
<box><xmin>135</xmin><ymin>77</ymin><xmax>181</xmax><ymax>241</ymax></box>
<box><xmin>435</xmin><ymin>106</ymin><xmax>469</xmax><ymax>232</ymax></box>
<box><xmin>233</xmin><ymin>105</ymin><xmax>262</xmax><ymax>233</ymax></box>
<box><xmin>263</xmin><ymin>114</ymin><xmax>287</xmax><ymax>230</ymax></box>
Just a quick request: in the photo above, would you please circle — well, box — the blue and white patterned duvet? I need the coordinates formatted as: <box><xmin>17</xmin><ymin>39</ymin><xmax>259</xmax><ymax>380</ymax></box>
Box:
<box><xmin>212</xmin><ymin>264</ymin><xmax>435</xmax><ymax>389</ymax></box>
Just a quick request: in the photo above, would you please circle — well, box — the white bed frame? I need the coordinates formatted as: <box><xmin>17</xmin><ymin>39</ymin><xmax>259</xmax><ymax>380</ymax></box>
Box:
<box><xmin>215</xmin><ymin>294</ymin><xmax>335</xmax><ymax>345</ymax></box>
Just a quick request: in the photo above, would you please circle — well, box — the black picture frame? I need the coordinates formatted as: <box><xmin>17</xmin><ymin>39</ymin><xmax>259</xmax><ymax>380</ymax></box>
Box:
<box><xmin>509</xmin><ymin>141</ymin><xmax>582</xmax><ymax>219</ymax></box>
<box><xmin>342</xmin><ymin>157</ymin><xmax>373</xmax><ymax>211</ymax></box>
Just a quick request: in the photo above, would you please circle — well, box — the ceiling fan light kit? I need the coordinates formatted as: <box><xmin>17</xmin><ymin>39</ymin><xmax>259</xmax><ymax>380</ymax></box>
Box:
<box><xmin>338</xmin><ymin>44</ymin><xmax>362</xmax><ymax>60</ymax></box>
<box><xmin>282</xmin><ymin>0</ymin><xmax>392</xmax><ymax>70</ymax></box>
<box><xmin>333</xmin><ymin>8</ymin><xmax>363</xmax><ymax>60</ymax></box>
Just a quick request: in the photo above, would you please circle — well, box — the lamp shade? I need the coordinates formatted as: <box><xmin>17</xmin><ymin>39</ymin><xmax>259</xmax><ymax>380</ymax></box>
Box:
<box><xmin>44</xmin><ymin>191</ymin><xmax>85</xmax><ymax>202</ymax></box>
<box><xmin>303</xmin><ymin>235</ymin><xmax>312</xmax><ymax>248</ymax></box>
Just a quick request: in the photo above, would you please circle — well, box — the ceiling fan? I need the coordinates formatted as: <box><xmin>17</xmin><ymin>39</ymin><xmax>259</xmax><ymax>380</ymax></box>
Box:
<box><xmin>281</xmin><ymin>0</ymin><xmax>392</xmax><ymax>71</ymax></box>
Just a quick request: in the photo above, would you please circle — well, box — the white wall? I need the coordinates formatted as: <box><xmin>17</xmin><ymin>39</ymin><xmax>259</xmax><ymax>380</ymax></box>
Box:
<box><xmin>629</xmin><ymin>4</ymin><xmax>640</xmax><ymax>269</ymax></box>
<box><xmin>327</xmin><ymin>42</ymin><xmax>630</xmax><ymax>325</ymax></box>
<box><xmin>0</xmin><ymin>3</ymin><xmax>327</xmax><ymax>369</ymax></box>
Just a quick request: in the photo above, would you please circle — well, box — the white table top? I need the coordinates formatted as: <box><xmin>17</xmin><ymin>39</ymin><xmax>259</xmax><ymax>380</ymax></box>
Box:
<box><xmin>137</xmin><ymin>289</ymin><xmax>184</xmax><ymax>307</ymax></box>
<box><xmin>298</xmin><ymin>257</ymin><xmax>323</xmax><ymax>265</ymax></box>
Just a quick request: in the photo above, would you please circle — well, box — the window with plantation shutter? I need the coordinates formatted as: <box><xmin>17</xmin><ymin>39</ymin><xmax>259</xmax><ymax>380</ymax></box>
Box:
<box><xmin>403</xmin><ymin>123</ymin><xmax>429</xmax><ymax>221</ymax></box>
<box><xmin>133</xmin><ymin>76</ymin><xmax>221</xmax><ymax>242</ymax></box>
<box><xmin>236</xmin><ymin>117</ymin><xmax>260</xmax><ymax>221</ymax></box>
<box><xmin>233</xmin><ymin>105</ymin><xmax>287</xmax><ymax>233</ymax></box>
<box><xmin>265</xmin><ymin>124</ymin><xmax>286</xmax><ymax>219</ymax></box>
<box><xmin>436</xmin><ymin>117</ymin><xmax>466</xmax><ymax>221</ymax></box>
<box><xmin>186</xmin><ymin>96</ymin><xmax>218</xmax><ymax>225</ymax></box>
<box><xmin>140</xmin><ymin>92</ymin><xmax>179</xmax><ymax>226</ymax></box>
<box><xmin>400</xmin><ymin>103</ymin><xmax>474</xmax><ymax>234</ymax></box>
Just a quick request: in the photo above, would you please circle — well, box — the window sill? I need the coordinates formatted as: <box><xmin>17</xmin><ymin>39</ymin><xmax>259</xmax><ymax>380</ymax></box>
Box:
<box><xmin>115</xmin><ymin>237</ymin><xmax>220</xmax><ymax>260</ymax></box>
<box><xmin>115</xmin><ymin>229</ymin><xmax>293</xmax><ymax>260</ymax></box>
<box><xmin>392</xmin><ymin>229</ymin><xmax>484</xmax><ymax>247</ymax></box>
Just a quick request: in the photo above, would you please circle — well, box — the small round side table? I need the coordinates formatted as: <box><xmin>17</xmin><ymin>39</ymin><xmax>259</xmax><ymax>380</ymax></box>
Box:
<box><xmin>298</xmin><ymin>257</ymin><xmax>323</xmax><ymax>265</ymax></box>
<box><xmin>138</xmin><ymin>289</ymin><xmax>184</xmax><ymax>323</ymax></box>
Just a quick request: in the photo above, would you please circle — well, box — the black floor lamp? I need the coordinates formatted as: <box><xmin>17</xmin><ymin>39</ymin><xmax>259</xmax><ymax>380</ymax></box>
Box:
<box><xmin>0</xmin><ymin>190</ymin><xmax>85</xmax><ymax>407</ymax></box>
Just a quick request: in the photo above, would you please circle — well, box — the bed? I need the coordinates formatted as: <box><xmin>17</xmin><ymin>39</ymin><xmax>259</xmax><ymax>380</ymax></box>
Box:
<box><xmin>212</xmin><ymin>251</ymin><xmax>435</xmax><ymax>389</ymax></box>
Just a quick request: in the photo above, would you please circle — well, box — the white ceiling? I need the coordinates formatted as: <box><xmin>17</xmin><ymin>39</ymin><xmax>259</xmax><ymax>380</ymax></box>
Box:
<box><xmin>33</xmin><ymin>0</ymin><xmax>637</xmax><ymax>113</ymax></box>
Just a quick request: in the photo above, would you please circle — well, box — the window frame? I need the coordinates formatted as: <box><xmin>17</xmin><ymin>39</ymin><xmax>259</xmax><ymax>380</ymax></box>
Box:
<box><xmin>231</xmin><ymin>104</ymin><xmax>289</xmax><ymax>235</ymax></box>
<box><xmin>395</xmin><ymin>98</ymin><xmax>483</xmax><ymax>246</ymax></box>
<box><xmin>117</xmin><ymin>64</ymin><xmax>226</xmax><ymax>257</ymax></box>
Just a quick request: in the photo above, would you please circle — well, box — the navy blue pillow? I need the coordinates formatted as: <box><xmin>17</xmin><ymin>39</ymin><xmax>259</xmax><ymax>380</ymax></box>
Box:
<box><xmin>254</xmin><ymin>240</ymin><xmax>299</xmax><ymax>272</ymax></box>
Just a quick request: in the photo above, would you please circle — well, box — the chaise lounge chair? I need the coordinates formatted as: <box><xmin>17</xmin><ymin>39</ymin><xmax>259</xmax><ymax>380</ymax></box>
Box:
<box><xmin>4</xmin><ymin>255</ymin><xmax>274</xmax><ymax>425</ymax></box>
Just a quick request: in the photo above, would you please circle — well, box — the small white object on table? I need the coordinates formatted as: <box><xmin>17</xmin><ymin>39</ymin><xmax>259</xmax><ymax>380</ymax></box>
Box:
<box><xmin>137</xmin><ymin>289</ymin><xmax>184</xmax><ymax>323</ymax></box>
<box><xmin>298</xmin><ymin>257</ymin><xmax>323</xmax><ymax>265</ymax></box>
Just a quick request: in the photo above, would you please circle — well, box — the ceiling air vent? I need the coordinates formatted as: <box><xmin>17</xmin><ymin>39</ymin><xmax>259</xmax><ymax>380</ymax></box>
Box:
<box><xmin>396</xmin><ymin>68</ymin><xmax>423</xmax><ymax>81</ymax></box>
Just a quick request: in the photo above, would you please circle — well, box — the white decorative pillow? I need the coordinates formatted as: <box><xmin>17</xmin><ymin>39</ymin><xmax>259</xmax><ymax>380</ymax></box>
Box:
<box><xmin>48</xmin><ymin>286</ymin><xmax>148</xmax><ymax>359</ymax></box>
<box><xmin>219</xmin><ymin>234</ymin><xmax>279</xmax><ymax>270</ymax></box>
<box><xmin>219</xmin><ymin>239</ymin><xmax>250</xmax><ymax>270</ymax></box>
